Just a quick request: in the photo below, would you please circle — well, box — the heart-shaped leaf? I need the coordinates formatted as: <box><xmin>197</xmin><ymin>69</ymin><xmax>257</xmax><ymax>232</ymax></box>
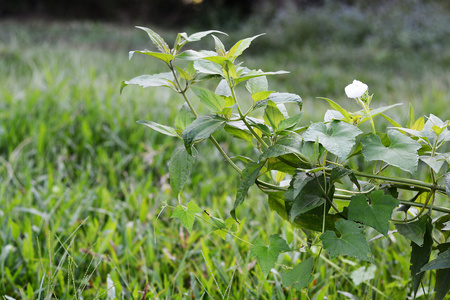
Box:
<box><xmin>250</xmin><ymin>234</ymin><xmax>291</xmax><ymax>277</ymax></box>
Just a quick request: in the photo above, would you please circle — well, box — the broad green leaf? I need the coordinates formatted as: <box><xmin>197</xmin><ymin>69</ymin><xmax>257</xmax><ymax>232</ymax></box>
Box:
<box><xmin>303</xmin><ymin>121</ymin><xmax>362</xmax><ymax>159</ymax></box>
<box><xmin>435</xmin><ymin>268</ymin><xmax>450</xmax><ymax>300</ymax></box>
<box><xmin>121</xmin><ymin>72</ymin><xmax>175</xmax><ymax>93</ymax></box>
<box><xmin>361</xmin><ymin>130</ymin><xmax>421</xmax><ymax>174</ymax></box>
<box><xmin>350</xmin><ymin>265</ymin><xmax>377</xmax><ymax>286</ymax></box>
<box><xmin>281</xmin><ymin>257</ymin><xmax>314</xmax><ymax>290</ymax></box>
<box><xmin>420</xmin><ymin>154</ymin><xmax>446</xmax><ymax>173</ymax></box>
<box><xmin>224</xmin><ymin>124</ymin><xmax>252</xmax><ymax>142</ymax></box>
<box><xmin>381</xmin><ymin>113</ymin><xmax>402</xmax><ymax>128</ymax></box>
<box><xmin>420</xmin><ymin>249</ymin><xmax>450</xmax><ymax>271</ymax></box>
<box><xmin>193</xmin><ymin>59</ymin><xmax>223</xmax><ymax>75</ymax></box>
<box><xmin>136</xmin><ymin>26</ymin><xmax>170</xmax><ymax>54</ymax></box>
<box><xmin>264</xmin><ymin>101</ymin><xmax>285</xmax><ymax>131</ymax></box>
<box><xmin>129</xmin><ymin>50</ymin><xmax>174</xmax><ymax>64</ymax></box>
<box><xmin>250</xmin><ymin>234</ymin><xmax>291</xmax><ymax>277</ymax></box>
<box><xmin>180</xmin><ymin>30</ymin><xmax>227</xmax><ymax>43</ymax></box>
<box><xmin>191</xmin><ymin>86</ymin><xmax>226</xmax><ymax>113</ymax></box>
<box><xmin>260</xmin><ymin>135</ymin><xmax>303</xmax><ymax>160</ymax></box>
<box><xmin>320</xmin><ymin>219</ymin><xmax>374</xmax><ymax>262</ymax></box>
<box><xmin>330</xmin><ymin>166</ymin><xmax>353</xmax><ymax>185</ymax></box>
<box><xmin>215</xmin><ymin>79</ymin><xmax>232</xmax><ymax>97</ymax></box>
<box><xmin>446</xmin><ymin>172</ymin><xmax>450</xmax><ymax>197</ymax></box>
<box><xmin>254</xmin><ymin>92</ymin><xmax>302</xmax><ymax>109</ymax></box>
<box><xmin>171</xmin><ymin>201</ymin><xmax>203</xmax><ymax>232</ymax></box>
<box><xmin>203</xmin><ymin>56</ymin><xmax>230</xmax><ymax>65</ymax></box>
<box><xmin>169</xmin><ymin>146</ymin><xmax>196</xmax><ymax>196</ymax></box>
<box><xmin>358</xmin><ymin>104</ymin><xmax>403</xmax><ymax>124</ymax></box>
<box><xmin>227</xmin><ymin>34</ymin><xmax>265</xmax><ymax>62</ymax></box>
<box><xmin>137</xmin><ymin>120</ymin><xmax>179</xmax><ymax>137</ymax></box>
<box><xmin>251</xmin><ymin>91</ymin><xmax>274</xmax><ymax>102</ymax></box>
<box><xmin>182</xmin><ymin>115</ymin><xmax>227</xmax><ymax>155</ymax></box>
<box><xmin>231</xmin><ymin>160</ymin><xmax>265</xmax><ymax>221</ymax></box>
<box><xmin>285</xmin><ymin>171</ymin><xmax>333</xmax><ymax>222</ymax></box>
<box><xmin>277</xmin><ymin>113</ymin><xmax>303</xmax><ymax>133</ymax></box>
<box><xmin>246</xmin><ymin>75</ymin><xmax>269</xmax><ymax>95</ymax></box>
<box><xmin>174</xmin><ymin>103</ymin><xmax>196</xmax><ymax>133</ymax></box>
<box><xmin>395</xmin><ymin>217</ymin><xmax>427</xmax><ymax>246</ymax></box>
<box><xmin>212</xmin><ymin>35</ymin><xmax>226</xmax><ymax>56</ymax></box>
<box><xmin>246</xmin><ymin>117</ymin><xmax>272</xmax><ymax>136</ymax></box>
<box><xmin>348</xmin><ymin>191</ymin><xmax>399</xmax><ymax>236</ymax></box>
<box><xmin>266</xmin><ymin>191</ymin><xmax>289</xmax><ymax>221</ymax></box>
<box><xmin>176</xmin><ymin>49</ymin><xmax>217</xmax><ymax>60</ymax></box>
<box><xmin>410</xmin><ymin>215</ymin><xmax>433</xmax><ymax>296</ymax></box>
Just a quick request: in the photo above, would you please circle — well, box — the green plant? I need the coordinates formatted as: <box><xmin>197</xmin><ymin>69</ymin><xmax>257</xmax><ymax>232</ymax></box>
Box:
<box><xmin>122</xmin><ymin>27</ymin><xmax>450</xmax><ymax>298</ymax></box>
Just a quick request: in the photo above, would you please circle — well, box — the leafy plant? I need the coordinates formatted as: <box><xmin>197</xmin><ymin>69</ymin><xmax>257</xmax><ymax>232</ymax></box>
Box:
<box><xmin>122</xmin><ymin>27</ymin><xmax>450</xmax><ymax>298</ymax></box>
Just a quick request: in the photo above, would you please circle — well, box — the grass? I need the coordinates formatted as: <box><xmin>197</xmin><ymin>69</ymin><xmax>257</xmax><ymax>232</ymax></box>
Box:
<box><xmin>1</xmin><ymin>3</ymin><xmax>449</xmax><ymax>298</ymax></box>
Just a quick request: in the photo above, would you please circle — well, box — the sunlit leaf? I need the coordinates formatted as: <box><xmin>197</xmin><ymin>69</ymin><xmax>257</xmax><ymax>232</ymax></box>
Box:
<box><xmin>320</xmin><ymin>219</ymin><xmax>374</xmax><ymax>262</ymax></box>
<box><xmin>227</xmin><ymin>34</ymin><xmax>265</xmax><ymax>62</ymax></box>
<box><xmin>182</xmin><ymin>115</ymin><xmax>227</xmax><ymax>154</ymax></box>
<box><xmin>254</xmin><ymin>92</ymin><xmax>302</xmax><ymax>109</ymax></box>
<box><xmin>137</xmin><ymin>120</ymin><xmax>179</xmax><ymax>137</ymax></box>
<box><xmin>361</xmin><ymin>130</ymin><xmax>421</xmax><ymax>174</ymax></box>
<box><xmin>136</xmin><ymin>26</ymin><xmax>170</xmax><ymax>54</ymax></box>
<box><xmin>171</xmin><ymin>201</ymin><xmax>203</xmax><ymax>232</ymax></box>
<box><xmin>348</xmin><ymin>191</ymin><xmax>399</xmax><ymax>236</ymax></box>
<box><xmin>250</xmin><ymin>234</ymin><xmax>291</xmax><ymax>277</ymax></box>
<box><xmin>191</xmin><ymin>86</ymin><xmax>226</xmax><ymax>113</ymax></box>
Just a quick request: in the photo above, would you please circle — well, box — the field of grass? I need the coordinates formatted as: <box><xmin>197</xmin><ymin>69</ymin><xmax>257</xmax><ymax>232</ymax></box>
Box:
<box><xmin>1</xmin><ymin>2</ymin><xmax>450</xmax><ymax>298</ymax></box>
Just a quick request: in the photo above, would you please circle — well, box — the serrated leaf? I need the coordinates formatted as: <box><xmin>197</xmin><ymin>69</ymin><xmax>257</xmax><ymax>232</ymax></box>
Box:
<box><xmin>137</xmin><ymin>120</ymin><xmax>179</xmax><ymax>137</ymax></box>
<box><xmin>348</xmin><ymin>191</ymin><xmax>399</xmax><ymax>236</ymax></box>
<box><xmin>410</xmin><ymin>215</ymin><xmax>433</xmax><ymax>296</ymax></box>
<box><xmin>260</xmin><ymin>135</ymin><xmax>303</xmax><ymax>160</ymax></box>
<box><xmin>395</xmin><ymin>218</ymin><xmax>427</xmax><ymax>246</ymax></box>
<box><xmin>231</xmin><ymin>160</ymin><xmax>265</xmax><ymax>221</ymax></box>
<box><xmin>250</xmin><ymin>234</ymin><xmax>291</xmax><ymax>277</ymax></box>
<box><xmin>420</xmin><ymin>249</ymin><xmax>450</xmax><ymax>271</ymax></box>
<box><xmin>246</xmin><ymin>76</ymin><xmax>269</xmax><ymax>95</ymax></box>
<box><xmin>281</xmin><ymin>257</ymin><xmax>314</xmax><ymax>290</ymax></box>
<box><xmin>254</xmin><ymin>92</ymin><xmax>302</xmax><ymax>109</ymax></box>
<box><xmin>169</xmin><ymin>146</ymin><xmax>196</xmax><ymax>196</ymax></box>
<box><xmin>264</xmin><ymin>100</ymin><xmax>285</xmax><ymax>131</ymax></box>
<box><xmin>320</xmin><ymin>219</ymin><xmax>374</xmax><ymax>262</ymax></box>
<box><xmin>175</xmin><ymin>103</ymin><xmax>196</xmax><ymax>133</ymax></box>
<box><xmin>361</xmin><ymin>130</ymin><xmax>421</xmax><ymax>174</ymax></box>
<box><xmin>129</xmin><ymin>50</ymin><xmax>174</xmax><ymax>64</ymax></box>
<box><xmin>227</xmin><ymin>34</ymin><xmax>265</xmax><ymax>62</ymax></box>
<box><xmin>182</xmin><ymin>114</ymin><xmax>227</xmax><ymax>154</ymax></box>
<box><xmin>171</xmin><ymin>201</ymin><xmax>203</xmax><ymax>232</ymax></box>
<box><xmin>136</xmin><ymin>26</ymin><xmax>170</xmax><ymax>54</ymax></box>
<box><xmin>303</xmin><ymin>121</ymin><xmax>362</xmax><ymax>159</ymax></box>
<box><xmin>191</xmin><ymin>86</ymin><xmax>226</xmax><ymax>113</ymax></box>
<box><xmin>121</xmin><ymin>72</ymin><xmax>175</xmax><ymax>93</ymax></box>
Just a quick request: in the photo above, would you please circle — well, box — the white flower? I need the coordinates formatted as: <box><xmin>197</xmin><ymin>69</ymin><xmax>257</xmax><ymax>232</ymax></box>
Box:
<box><xmin>345</xmin><ymin>80</ymin><xmax>368</xmax><ymax>98</ymax></box>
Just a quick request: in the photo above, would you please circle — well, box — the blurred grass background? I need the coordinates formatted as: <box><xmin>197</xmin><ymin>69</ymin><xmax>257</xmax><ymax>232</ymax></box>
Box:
<box><xmin>1</xmin><ymin>0</ymin><xmax>450</xmax><ymax>298</ymax></box>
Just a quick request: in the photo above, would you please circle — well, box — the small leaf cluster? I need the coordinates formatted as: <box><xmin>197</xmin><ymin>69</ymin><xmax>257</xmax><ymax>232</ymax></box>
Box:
<box><xmin>122</xmin><ymin>27</ymin><xmax>450</xmax><ymax>298</ymax></box>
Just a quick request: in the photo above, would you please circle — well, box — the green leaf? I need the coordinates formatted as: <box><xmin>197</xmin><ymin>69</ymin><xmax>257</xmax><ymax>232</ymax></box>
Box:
<box><xmin>330</xmin><ymin>166</ymin><xmax>353</xmax><ymax>185</ymax></box>
<box><xmin>182</xmin><ymin>115</ymin><xmax>227</xmax><ymax>155</ymax></box>
<box><xmin>193</xmin><ymin>59</ymin><xmax>223</xmax><ymax>76</ymax></box>
<box><xmin>395</xmin><ymin>218</ymin><xmax>427</xmax><ymax>246</ymax></box>
<box><xmin>169</xmin><ymin>146</ymin><xmax>196</xmax><ymax>196</ymax></box>
<box><xmin>260</xmin><ymin>135</ymin><xmax>303</xmax><ymax>160</ymax></box>
<box><xmin>266</xmin><ymin>191</ymin><xmax>289</xmax><ymax>221</ymax></box>
<box><xmin>231</xmin><ymin>160</ymin><xmax>265</xmax><ymax>221</ymax></box>
<box><xmin>137</xmin><ymin>120</ymin><xmax>179</xmax><ymax>137</ymax></box>
<box><xmin>176</xmin><ymin>49</ymin><xmax>217</xmax><ymax>60</ymax></box>
<box><xmin>175</xmin><ymin>103</ymin><xmax>196</xmax><ymax>133</ymax></box>
<box><xmin>246</xmin><ymin>76</ymin><xmax>269</xmax><ymax>95</ymax></box>
<box><xmin>136</xmin><ymin>26</ymin><xmax>170</xmax><ymax>54</ymax></box>
<box><xmin>264</xmin><ymin>100</ymin><xmax>285</xmax><ymax>131</ymax></box>
<box><xmin>191</xmin><ymin>86</ymin><xmax>226</xmax><ymax>113</ymax></box>
<box><xmin>420</xmin><ymin>249</ymin><xmax>450</xmax><ymax>271</ymax></box>
<box><xmin>410</xmin><ymin>215</ymin><xmax>433</xmax><ymax>296</ymax></box>
<box><xmin>348</xmin><ymin>190</ymin><xmax>399</xmax><ymax>236</ymax></box>
<box><xmin>234</xmin><ymin>70</ymin><xmax>288</xmax><ymax>85</ymax></box>
<box><xmin>303</xmin><ymin>121</ymin><xmax>362</xmax><ymax>159</ymax></box>
<box><xmin>435</xmin><ymin>268</ymin><xmax>450</xmax><ymax>300</ymax></box>
<box><xmin>277</xmin><ymin>113</ymin><xmax>303</xmax><ymax>133</ymax></box>
<box><xmin>281</xmin><ymin>257</ymin><xmax>314</xmax><ymax>290</ymax></box>
<box><xmin>358</xmin><ymin>104</ymin><xmax>403</xmax><ymax>124</ymax></box>
<box><xmin>320</xmin><ymin>97</ymin><xmax>353</xmax><ymax>123</ymax></box>
<box><xmin>180</xmin><ymin>30</ymin><xmax>227</xmax><ymax>43</ymax></box>
<box><xmin>171</xmin><ymin>201</ymin><xmax>203</xmax><ymax>232</ymax></box>
<box><xmin>250</xmin><ymin>234</ymin><xmax>291</xmax><ymax>278</ymax></box>
<box><xmin>224</xmin><ymin>124</ymin><xmax>253</xmax><ymax>142</ymax></box>
<box><xmin>285</xmin><ymin>171</ymin><xmax>333</xmax><ymax>222</ymax></box>
<box><xmin>215</xmin><ymin>79</ymin><xmax>232</xmax><ymax>97</ymax></box>
<box><xmin>129</xmin><ymin>50</ymin><xmax>174</xmax><ymax>64</ymax></box>
<box><xmin>212</xmin><ymin>35</ymin><xmax>226</xmax><ymax>56</ymax></box>
<box><xmin>320</xmin><ymin>219</ymin><xmax>374</xmax><ymax>262</ymax></box>
<box><xmin>420</xmin><ymin>154</ymin><xmax>446</xmax><ymax>173</ymax></box>
<box><xmin>121</xmin><ymin>72</ymin><xmax>175</xmax><ymax>93</ymax></box>
<box><xmin>227</xmin><ymin>34</ymin><xmax>265</xmax><ymax>62</ymax></box>
<box><xmin>361</xmin><ymin>130</ymin><xmax>421</xmax><ymax>175</ymax></box>
<box><xmin>254</xmin><ymin>92</ymin><xmax>302</xmax><ymax>110</ymax></box>
<box><xmin>446</xmin><ymin>172</ymin><xmax>450</xmax><ymax>197</ymax></box>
